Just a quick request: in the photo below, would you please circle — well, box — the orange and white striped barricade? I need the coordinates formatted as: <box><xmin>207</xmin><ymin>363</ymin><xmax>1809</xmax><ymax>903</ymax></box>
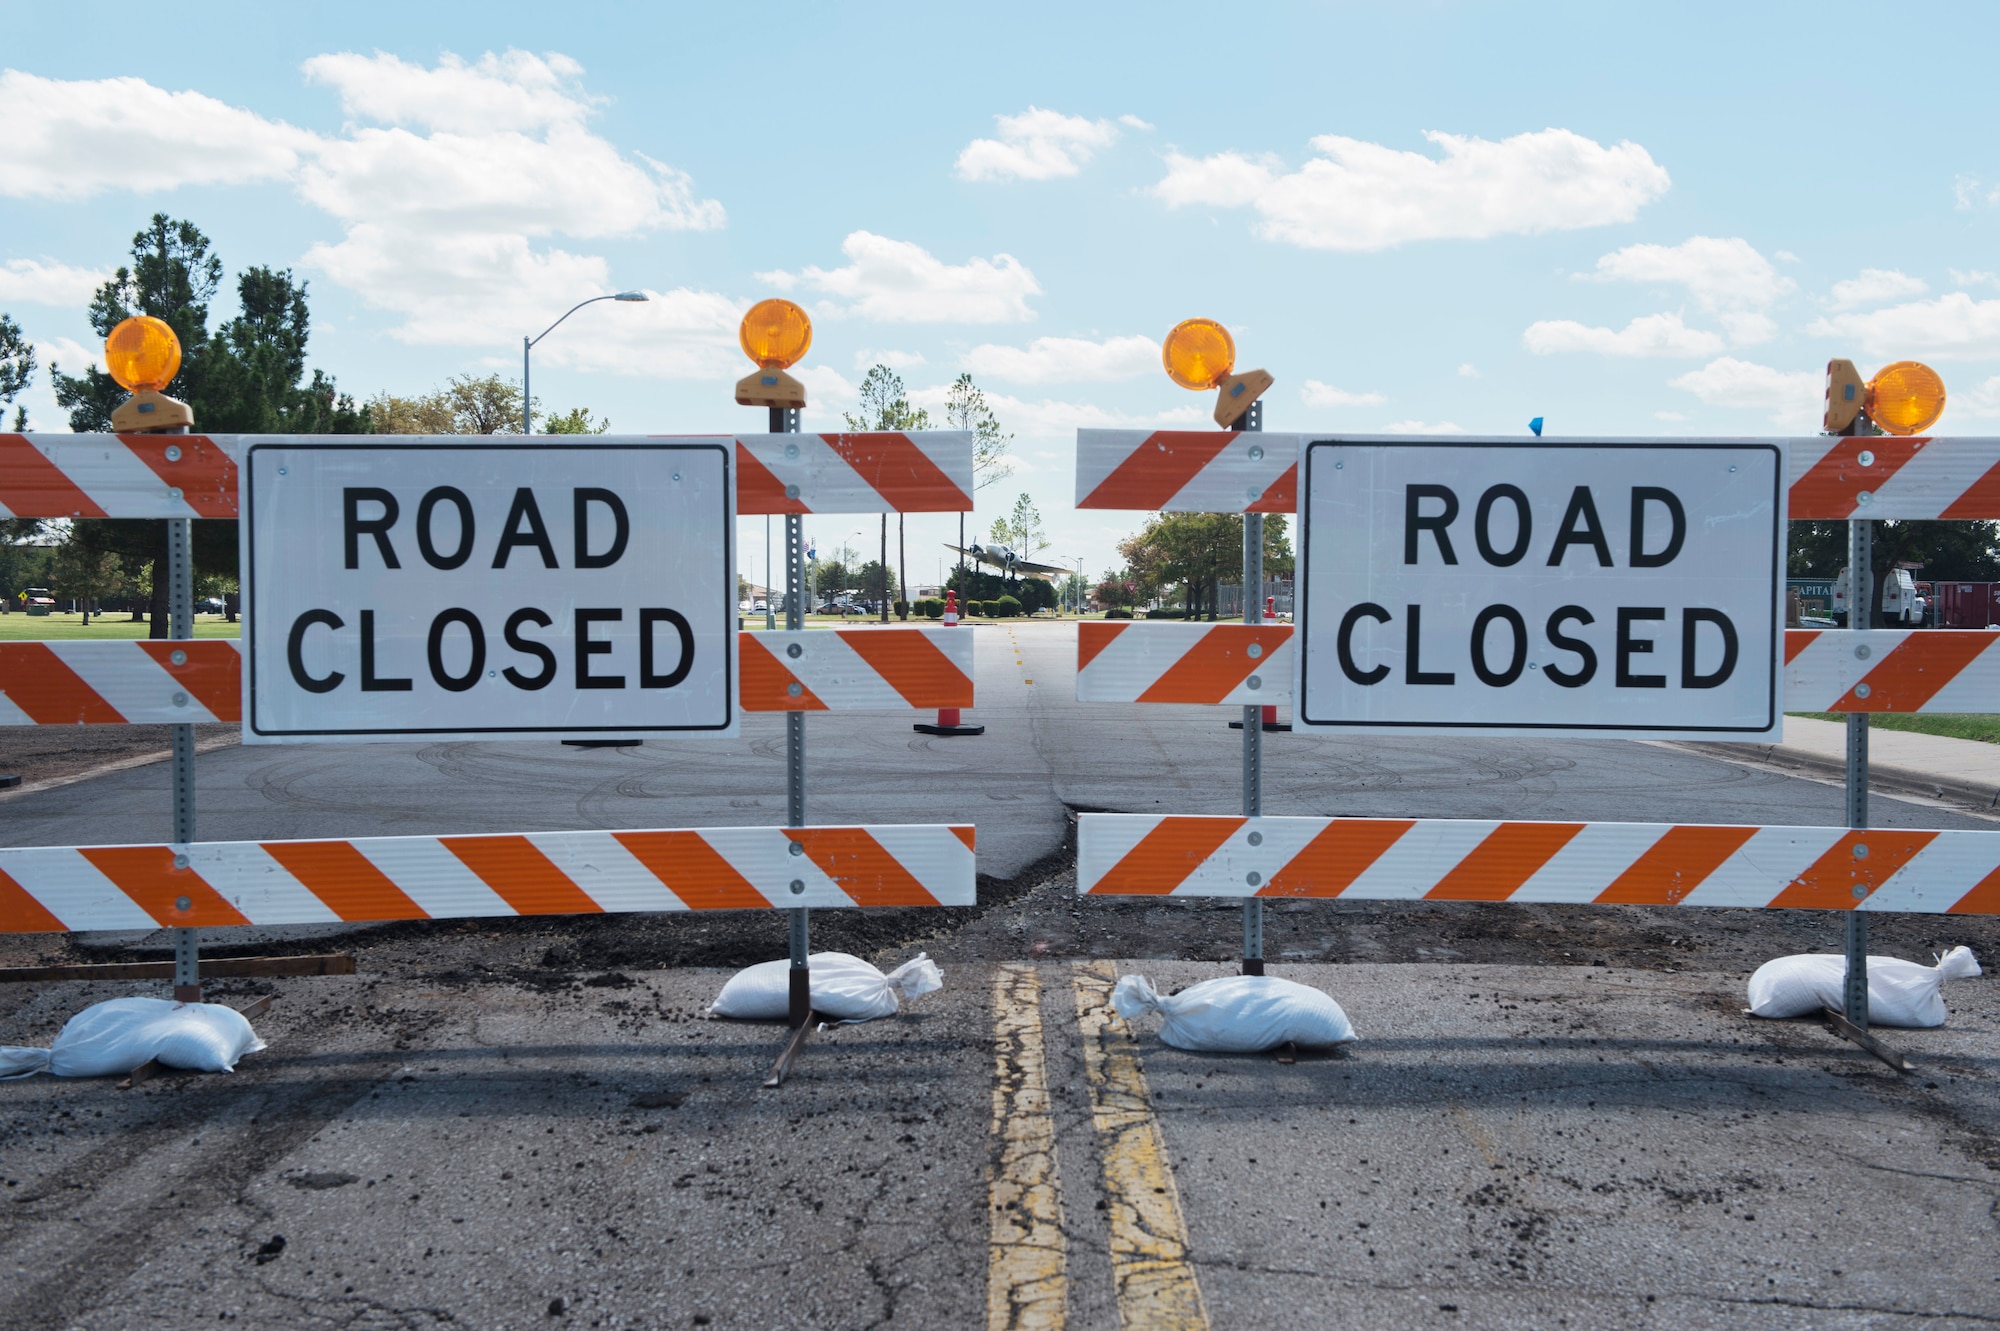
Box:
<box><xmin>1785</xmin><ymin>628</ymin><xmax>2000</xmax><ymax>712</ymax></box>
<box><xmin>735</xmin><ymin>430</ymin><xmax>974</xmax><ymax>513</ymax></box>
<box><xmin>0</xmin><ymin>823</ymin><xmax>976</xmax><ymax>933</ymax></box>
<box><xmin>739</xmin><ymin>628</ymin><xmax>973</xmax><ymax>711</ymax></box>
<box><xmin>0</xmin><ymin>432</ymin><xmax>242</xmax><ymax>519</ymax></box>
<box><xmin>0</xmin><ymin>640</ymin><xmax>242</xmax><ymax>725</ymax></box>
<box><xmin>1077</xmin><ymin>813</ymin><xmax>2000</xmax><ymax>915</ymax></box>
<box><xmin>1076</xmin><ymin>622</ymin><xmax>1292</xmax><ymax>704</ymax></box>
<box><xmin>1075</xmin><ymin>430</ymin><xmax>1302</xmax><ymax>513</ymax></box>
<box><xmin>1787</xmin><ymin>435</ymin><xmax>2000</xmax><ymax>519</ymax></box>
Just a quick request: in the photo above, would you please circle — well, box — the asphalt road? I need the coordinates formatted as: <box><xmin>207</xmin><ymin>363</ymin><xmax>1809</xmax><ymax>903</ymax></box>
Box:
<box><xmin>3</xmin><ymin>619</ymin><xmax>1999</xmax><ymax>1329</ymax></box>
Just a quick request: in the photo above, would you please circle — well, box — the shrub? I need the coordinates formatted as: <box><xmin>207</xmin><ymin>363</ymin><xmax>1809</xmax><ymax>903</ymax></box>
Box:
<box><xmin>921</xmin><ymin>598</ymin><xmax>943</xmax><ymax>619</ymax></box>
<box><xmin>966</xmin><ymin>600</ymin><xmax>983</xmax><ymax>616</ymax></box>
<box><xmin>894</xmin><ymin>599</ymin><xmax>909</xmax><ymax>620</ymax></box>
<box><xmin>1104</xmin><ymin>607</ymin><xmax>1134</xmax><ymax>619</ymax></box>
<box><xmin>1144</xmin><ymin>607</ymin><xmax>1187</xmax><ymax>619</ymax></box>
<box><xmin>993</xmin><ymin>595</ymin><xmax>1022</xmax><ymax>618</ymax></box>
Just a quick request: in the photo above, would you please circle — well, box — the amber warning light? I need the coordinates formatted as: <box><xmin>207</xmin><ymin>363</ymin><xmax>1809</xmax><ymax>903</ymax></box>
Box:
<box><xmin>106</xmin><ymin>315</ymin><xmax>194</xmax><ymax>432</ymax></box>
<box><xmin>735</xmin><ymin>299</ymin><xmax>812</xmax><ymax>410</ymax></box>
<box><xmin>1825</xmin><ymin>357</ymin><xmax>1946</xmax><ymax>436</ymax></box>
<box><xmin>1163</xmin><ymin>317</ymin><xmax>1275</xmax><ymax>427</ymax></box>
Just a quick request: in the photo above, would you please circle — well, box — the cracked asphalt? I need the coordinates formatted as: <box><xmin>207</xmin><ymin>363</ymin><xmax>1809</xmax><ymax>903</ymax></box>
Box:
<box><xmin>2</xmin><ymin>619</ymin><xmax>1999</xmax><ymax>1329</ymax></box>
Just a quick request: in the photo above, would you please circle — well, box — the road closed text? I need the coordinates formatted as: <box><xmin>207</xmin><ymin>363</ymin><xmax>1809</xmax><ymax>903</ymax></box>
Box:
<box><xmin>243</xmin><ymin>442</ymin><xmax>736</xmax><ymax>741</ymax></box>
<box><xmin>1296</xmin><ymin>440</ymin><xmax>1783</xmax><ymax>738</ymax></box>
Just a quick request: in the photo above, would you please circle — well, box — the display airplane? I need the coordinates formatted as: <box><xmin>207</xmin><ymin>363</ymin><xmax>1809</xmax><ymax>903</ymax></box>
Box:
<box><xmin>946</xmin><ymin>543</ymin><xmax>1067</xmax><ymax>581</ymax></box>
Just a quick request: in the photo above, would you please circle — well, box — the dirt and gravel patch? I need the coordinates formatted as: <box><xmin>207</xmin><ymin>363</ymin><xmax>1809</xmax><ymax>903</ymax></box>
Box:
<box><xmin>0</xmin><ymin>723</ymin><xmax>238</xmax><ymax>789</ymax></box>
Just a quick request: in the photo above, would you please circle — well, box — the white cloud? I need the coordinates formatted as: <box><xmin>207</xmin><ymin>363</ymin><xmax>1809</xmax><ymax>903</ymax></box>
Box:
<box><xmin>1952</xmin><ymin>268</ymin><xmax>2000</xmax><ymax>290</ymax></box>
<box><xmin>1806</xmin><ymin>292</ymin><xmax>2000</xmax><ymax>360</ymax></box>
<box><xmin>35</xmin><ymin>336</ymin><xmax>103</xmax><ymax>375</ymax></box>
<box><xmin>1456</xmin><ymin>363</ymin><xmax>1481</xmax><ymax>378</ymax></box>
<box><xmin>1152</xmin><ymin>128</ymin><xmax>1668</xmax><ymax>251</ymax></box>
<box><xmin>1828</xmin><ymin>268</ymin><xmax>1928</xmax><ymax>310</ymax></box>
<box><xmin>1775</xmin><ymin>250</ymin><xmax>1800</xmax><ymax>263</ymax></box>
<box><xmin>0</xmin><ymin>69</ymin><xmax>315</xmax><ymax>200</ymax></box>
<box><xmin>1653</xmin><ymin>410</ymin><xmax>1689</xmax><ymax>422</ymax></box>
<box><xmin>1300</xmin><ymin>380</ymin><xmax>1387</xmax><ymax>408</ymax></box>
<box><xmin>908</xmin><ymin>383</ymin><xmax>1202</xmax><ymax>439</ymax></box>
<box><xmin>961</xmin><ymin>334</ymin><xmax>1158</xmax><ymax>383</ymax></box>
<box><xmin>1586</xmin><ymin>236</ymin><xmax>1793</xmax><ymax>311</ymax></box>
<box><xmin>763</xmin><ymin>231</ymin><xmax>1040</xmax><ymax>324</ymax></box>
<box><xmin>0</xmin><ymin>258</ymin><xmax>108</xmax><ymax>306</ymax></box>
<box><xmin>1383</xmin><ymin>420</ymin><xmax>1467</xmax><ymax>434</ymax></box>
<box><xmin>1958</xmin><ymin>375</ymin><xmax>2000</xmax><ymax>418</ymax></box>
<box><xmin>1668</xmin><ymin>357</ymin><xmax>1820</xmax><ymax>427</ymax></box>
<box><xmin>1523</xmin><ymin>312</ymin><xmax>1725</xmax><ymax>358</ymax></box>
<box><xmin>1954</xmin><ymin>173</ymin><xmax>2000</xmax><ymax>210</ymax></box>
<box><xmin>0</xmin><ymin>55</ymin><xmax>725</xmax><ymax>360</ymax></box>
<box><xmin>955</xmin><ymin>106</ymin><xmax>1137</xmax><ymax>182</ymax></box>
<box><xmin>851</xmin><ymin>348</ymin><xmax>927</xmax><ymax>372</ymax></box>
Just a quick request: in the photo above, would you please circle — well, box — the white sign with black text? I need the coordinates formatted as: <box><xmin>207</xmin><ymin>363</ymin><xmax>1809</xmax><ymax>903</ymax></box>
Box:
<box><xmin>1295</xmin><ymin>438</ymin><xmax>1784</xmax><ymax>739</ymax></box>
<box><xmin>243</xmin><ymin>440</ymin><xmax>737</xmax><ymax>742</ymax></box>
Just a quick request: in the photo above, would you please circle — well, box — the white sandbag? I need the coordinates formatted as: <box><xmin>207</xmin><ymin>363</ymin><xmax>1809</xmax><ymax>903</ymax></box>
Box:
<box><xmin>35</xmin><ymin>998</ymin><xmax>266</xmax><ymax>1077</ymax></box>
<box><xmin>708</xmin><ymin>952</ymin><xmax>943</xmax><ymax>1023</ymax></box>
<box><xmin>0</xmin><ymin>1047</ymin><xmax>52</xmax><ymax>1079</ymax></box>
<box><xmin>1746</xmin><ymin>946</ymin><xmax>1981</xmax><ymax>1028</ymax></box>
<box><xmin>1112</xmin><ymin>974</ymin><xmax>1358</xmax><ymax>1053</ymax></box>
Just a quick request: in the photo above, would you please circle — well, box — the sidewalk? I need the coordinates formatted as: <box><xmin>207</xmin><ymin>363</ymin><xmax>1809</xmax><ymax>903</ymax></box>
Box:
<box><xmin>1682</xmin><ymin>714</ymin><xmax>2000</xmax><ymax>810</ymax></box>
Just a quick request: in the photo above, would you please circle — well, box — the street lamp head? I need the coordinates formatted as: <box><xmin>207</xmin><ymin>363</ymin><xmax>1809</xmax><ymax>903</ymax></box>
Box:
<box><xmin>614</xmin><ymin>291</ymin><xmax>649</xmax><ymax>302</ymax></box>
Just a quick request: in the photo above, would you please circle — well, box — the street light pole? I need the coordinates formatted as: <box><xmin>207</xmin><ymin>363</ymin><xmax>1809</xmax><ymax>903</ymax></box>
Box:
<box><xmin>522</xmin><ymin>291</ymin><xmax>649</xmax><ymax>435</ymax></box>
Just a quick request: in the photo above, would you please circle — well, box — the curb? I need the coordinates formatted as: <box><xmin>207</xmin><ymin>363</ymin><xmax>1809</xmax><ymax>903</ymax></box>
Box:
<box><xmin>1674</xmin><ymin>740</ymin><xmax>2000</xmax><ymax>812</ymax></box>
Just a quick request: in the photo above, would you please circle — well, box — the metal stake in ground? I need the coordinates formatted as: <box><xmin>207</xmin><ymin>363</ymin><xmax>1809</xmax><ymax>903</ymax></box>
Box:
<box><xmin>1235</xmin><ymin>398</ymin><xmax>1266</xmax><ymax>976</ymax></box>
<box><xmin>1846</xmin><ymin>513</ymin><xmax>1871</xmax><ymax>1029</ymax></box>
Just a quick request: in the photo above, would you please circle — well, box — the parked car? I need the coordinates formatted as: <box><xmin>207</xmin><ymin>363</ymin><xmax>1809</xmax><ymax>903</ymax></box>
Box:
<box><xmin>1831</xmin><ymin>566</ymin><xmax>1925</xmax><ymax>627</ymax></box>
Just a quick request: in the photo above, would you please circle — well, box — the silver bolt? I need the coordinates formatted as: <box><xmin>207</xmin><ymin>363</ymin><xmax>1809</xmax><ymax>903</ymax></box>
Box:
<box><xmin>1247</xmin><ymin>831</ymin><xmax>1263</xmax><ymax>846</ymax></box>
<box><xmin>174</xmin><ymin>895</ymin><xmax>191</xmax><ymax>911</ymax></box>
<box><xmin>790</xmin><ymin>879</ymin><xmax>805</xmax><ymax>895</ymax></box>
<box><xmin>1334</xmin><ymin>460</ymin><xmax>1344</xmax><ymax>470</ymax></box>
<box><xmin>173</xmin><ymin>855</ymin><xmax>188</xmax><ymax>870</ymax></box>
<box><xmin>277</xmin><ymin>466</ymin><xmax>287</xmax><ymax>476</ymax></box>
<box><xmin>1856</xmin><ymin>644</ymin><xmax>1872</xmax><ymax>660</ymax></box>
<box><xmin>786</xmin><ymin>643</ymin><xmax>803</xmax><ymax>659</ymax></box>
<box><xmin>1728</xmin><ymin>464</ymin><xmax>1737</xmax><ymax>473</ymax></box>
<box><xmin>1246</xmin><ymin>643</ymin><xmax>1263</xmax><ymax>659</ymax></box>
<box><xmin>1856</xmin><ymin>490</ymin><xmax>1873</xmax><ymax>506</ymax></box>
<box><xmin>785</xmin><ymin>443</ymin><xmax>799</xmax><ymax>459</ymax></box>
<box><xmin>1852</xmin><ymin>884</ymin><xmax>1868</xmax><ymax>900</ymax></box>
<box><xmin>1853</xmin><ymin>843</ymin><xmax>1869</xmax><ymax>859</ymax></box>
<box><xmin>1246</xmin><ymin>871</ymin><xmax>1262</xmax><ymax>887</ymax></box>
<box><xmin>1246</xmin><ymin>487</ymin><xmax>1260</xmax><ymax>501</ymax></box>
<box><xmin>169</xmin><ymin>649</ymin><xmax>187</xmax><ymax>666</ymax></box>
<box><xmin>168</xmin><ymin>487</ymin><xmax>183</xmax><ymax>501</ymax></box>
<box><xmin>785</xmin><ymin>484</ymin><xmax>800</xmax><ymax>499</ymax></box>
<box><xmin>165</xmin><ymin>445</ymin><xmax>182</xmax><ymax>462</ymax></box>
<box><xmin>1248</xmin><ymin>444</ymin><xmax>1264</xmax><ymax>462</ymax></box>
<box><xmin>172</xmin><ymin>691</ymin><xmax>188</xmax><ymax>707</ymax></box>
<box><xmin>1855</xmin><ymin>683</ymin><xmax>1872</xmax><ymax>699</ymax></box>
<box><xmin>787</xmin><ymin>682</ymin><xmax>802</xmax><ymax>697</ymax></box>
<box><xmin>672</xmin><ymin>472</ymin><xmax>681</xmax><ymax>482</ymax></box>
<box><xmin>1858</xmin><ymin>449</ymin><xmax>1875</xmax><ymax>468</ymax></box>
<box><xmin>1247</xmin><ymin>675</ymin><xmax>1262</xmax><ymax>690</ymax></box>
<box><xmin>789</xmin><ymin>842</ymin><xmax>804</xmax><ymax>856</ymax></box>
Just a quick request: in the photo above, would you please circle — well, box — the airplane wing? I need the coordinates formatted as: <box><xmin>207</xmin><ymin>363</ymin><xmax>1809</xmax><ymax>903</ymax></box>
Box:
<box><xmin>1011</xmin><ymin>558</ymin><xmax>1071</xmax><ymax>577</ymax></box>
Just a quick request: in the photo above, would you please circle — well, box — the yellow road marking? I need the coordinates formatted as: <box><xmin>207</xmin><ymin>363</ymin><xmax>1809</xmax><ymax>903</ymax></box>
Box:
<box><xmin>989</xmin><ymin>964</ymin><xmax>1068</xmax><ymax>1331</ymax></box>
<box><xmin>1071</xmin><ymin>961</ymin><xmax>1209</xmax><ymax>1330</ymax></box>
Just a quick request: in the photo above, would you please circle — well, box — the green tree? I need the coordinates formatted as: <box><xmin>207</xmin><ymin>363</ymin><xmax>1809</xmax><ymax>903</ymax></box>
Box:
<box><xmin>942</xmin><ymin>372</ymin><xmax>1012</xmax><ymax>492</ymax></box>
<box><xmin>52</xmin><ymin>539</ymin><xmax>123</xmax><ymax>625</ymax></box>
<box><xmin>0</xmin><ymin>312</ymin><xmax>35</xmax><ymax>430</ymax></box>
<box><xmin>1005</xmin><ymin>493</ymin><xmax>1048</xmax><ymax>559</ymax></box>
<box><xmin>367</xmin><ymin>374</ymin><xmax>529</xmax><ymax>436</ymax></box>
<box><xmin>544</xmin><ymin>406</ymin><xmax>610</xmax><ymax>434</ymax></box>
<box><xmin>49</xmin><ymin>215</ymin><xmax>367</xmax><ymax>636</ymax></box>
<box><xmin>1790</xmin><ymin>519</ymin><xmax>2000</xmax><ymax>625</ymax></box>
<box><xmin>1118</xmin><ymin>513</ymin><xmax>1293</xmax><ymax>621</ymax></box>
<box><xmin>856</xmin><ymin>559</ymin><xmax>898</xmax><ymax>604</ymax></box>
<box><xmin>844</xmin><ymin>365</ymin><xmax>931</xmax><ymax>433</ymax></box>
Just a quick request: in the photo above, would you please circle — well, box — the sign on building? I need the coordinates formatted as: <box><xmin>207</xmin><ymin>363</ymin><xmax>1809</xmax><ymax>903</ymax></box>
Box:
<box><xmin>242</xmin><ymin>440</ymin><xmax>737</xmax><ymax>742</ymax></box>
<box><xmin>1295</xmin><ymin>439</ymin><xmax>1784</xmax><ymax>738</ymax></box>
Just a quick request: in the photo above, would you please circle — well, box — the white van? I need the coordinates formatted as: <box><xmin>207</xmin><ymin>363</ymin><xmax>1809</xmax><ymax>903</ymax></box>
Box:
<box><xmin>1831</xmin><ymin>566</ymin><xmax>1925</xmax><ymax>627</ymax></box>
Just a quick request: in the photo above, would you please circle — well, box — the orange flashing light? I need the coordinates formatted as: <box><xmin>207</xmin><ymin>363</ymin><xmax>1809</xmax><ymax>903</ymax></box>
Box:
<box><xmin>739</xmin><ymin>299</ymin><xmax>813</xmax><ymax>370</ymax></box>
<box><xmin>1162</xmin><ymin>318</ymin><xmax>1235</xmax><ymax>390</ymax></box>
<box><xmin>1866</xmin><ymin>361</ymin><xmax>1946</xmax><ymax>436</ymax></box>
<box><xmin>105</xmin><ymin>316</ymin><xmax>181</xmax><ymax>393</ymax></box>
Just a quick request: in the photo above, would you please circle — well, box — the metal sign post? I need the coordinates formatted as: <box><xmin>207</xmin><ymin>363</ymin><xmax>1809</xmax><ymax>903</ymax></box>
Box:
<box><xmin>1845</xmin><ymin>515</ymin><xmax>1872</xmax><ymax>1029</ymax></box>
<box><xmin>169</xmin><ymin>514</ymin><xmax>200</xmax><ymax>1003</ymax></box>
<box><xmin>773</xmin><ymin>405</ymin><xmax>814</xmax><ymax>1083</ymax></box>
<box><xmin>1235</xmin><ymin>400</ymin><xmax>1265</xmax><ymax>976</ymax></box>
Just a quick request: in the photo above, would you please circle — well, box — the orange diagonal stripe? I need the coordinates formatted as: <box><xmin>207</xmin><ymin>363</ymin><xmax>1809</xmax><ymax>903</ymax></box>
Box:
<box><xmin>1788</xmin><ymin>435</ymin><xmax>1926</xmax><ymax>519</ymax></box>
<box><xmin>137</xmin><ymin>640</ymin><xmax>242</xmax><ymax>722</ymax></box>
<box><xmin>820</xmin><ymin>432</ymin><xmax>970</xmax><ymax>511</ymax></box>
<box><xmin>0</xmin><ymin>643</ymin><xmax>127</xmax><ymax>724</ymax></box>
<box><xmin>121</xmin><ymin>433</ymin><xmax>238</xmax><ymax>518</ymax></box>
<box><xmin>78</xmin><ymin>846</ymin><xmax>252</xmax><ymax>927</ymax></box>
<box><xmin>613</xmin><ymin>831</ymin><xmax>771</xmax><ymax>910</ymax></box>
<box><xmin>1594</xmin><ymin>825</ymin><xmax>1757</xmax><ymax>905</ymax></box>
<box><xmin>786</xmin><ymin>828</ymin><xmax>940</xmax><ymax>906</ymax></box>
<box><xmin>1090</xmin><ymin>816</ymin><xmax>1246</xmax><ymax>895</ymax></box>
<box><xmin>1260</xmin><ymin>819</ymin><xmax>1414</xmax><ymax>898</ymax></box>
<box><xmin>1947</xmin><ymin>862</ymin><xmax>2000</xmax><ymax>915</ymax></box>
<box><xmin>735</xmin><ymin>441</ymin><xmax>809</xmax><ymax>515</ymax></box>
<box><xmin>1768</xmin><ymin>830</ymin><xmax>1936</xmax><ymax>910</ymax></box>
<box><xmin>1832</xmin><ymin>632</ymin><xmax>1998</xmax><ymax>713</ymax></box>
<box><xmin>0</xmin><ymin>863</ymin><xmax>66</xmax><ymax>933</ymax></box>
<box><xmin>1250</xmin><ymin>462</ymin><xmax>1297</xmax><ymax>513</ymax></box>
<box><xmin>1076</xmin><ymin>621</ymin><xmax>1128</xmax><ymax>673</ymax></box>
<box><xmin>0</xmin><ymin>433</ymin><xmax>107</xmax><ymax>518</ymax></box>
<box><xmin>1783</xmin><ymin>629</ymin><xmax>1819</xmax><ymax>665</ymax></box>
<box><xmin>1079</xmin><ymin>431</ymin><xmax>1237</xmax><ymax>510</ymax></box>
<box><xmin>737</xmin><ymin>634</ymin><xmax>827</xmax><ymax>711</ymax></box>
<box><xmin>440</xmin><ymin>835</ymin><xmax>603</xmax><ymax>915</ymax></box>
<box><xmin>1138</xmin><ymin>625</ymin><xmax>1292</xmax><ymax>703</ymax></box>
<box><xmin>838</xmin><ymin>629</ymin><xmax>972</xmax><ymax>708</ymax></box>
<box><xmin>1940</xmin><ymin>456</ymin><xmax>2000</xmax><ymax>520</ymax></box>
<box><xmin>260</xmin><ymin>839</ymin><xmax>428</xmax><ymax>922</ymax></box>
<box><xmin>1425</xmin><ymin>823</ymin><xmax>1585</xmax><ymax>902</ymax></box>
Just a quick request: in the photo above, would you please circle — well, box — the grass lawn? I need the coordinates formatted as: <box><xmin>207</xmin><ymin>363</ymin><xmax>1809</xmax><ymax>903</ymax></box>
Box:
<box><xmin>1790</xmin><ymin>712</ymin><xmax>2000</xmax><ymax>745</ymax></box>
<box><xmin>0</xmin><ymin>613</ymin><xmax>241</xmax><ymax>640</ymax></box>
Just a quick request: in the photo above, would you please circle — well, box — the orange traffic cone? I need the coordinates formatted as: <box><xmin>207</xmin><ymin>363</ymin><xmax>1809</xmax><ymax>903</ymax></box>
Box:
<box><xmin>915</xmin><ymin>590</ymin><xmax>984</xmax><ymax>737</ymax></box>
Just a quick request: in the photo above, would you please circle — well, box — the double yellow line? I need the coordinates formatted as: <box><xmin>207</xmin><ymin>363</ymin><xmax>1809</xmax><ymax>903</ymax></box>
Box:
<box><xmin>987</xmin><ymin>961</ymin><xmax>1209</xmax><ymax>1331</ymax></box>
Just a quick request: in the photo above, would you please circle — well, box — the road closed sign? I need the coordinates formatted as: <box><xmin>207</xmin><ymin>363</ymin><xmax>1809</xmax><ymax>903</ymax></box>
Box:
<box><xmin>242</xmin><ymin>440</ymin><xmax>736</xmax><ymax>742</ymax></box>
<box><xmin>1295</xmin><ymin>439</ymin><xmax>1784</xmax><ymax>739</ymax></box>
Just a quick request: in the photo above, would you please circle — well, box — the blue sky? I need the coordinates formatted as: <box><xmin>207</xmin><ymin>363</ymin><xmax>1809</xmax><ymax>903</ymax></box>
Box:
<box><xmin>5</xmin><ymin>0</ymin><xmax>1999</xmax><ymax>587</ymax></box>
